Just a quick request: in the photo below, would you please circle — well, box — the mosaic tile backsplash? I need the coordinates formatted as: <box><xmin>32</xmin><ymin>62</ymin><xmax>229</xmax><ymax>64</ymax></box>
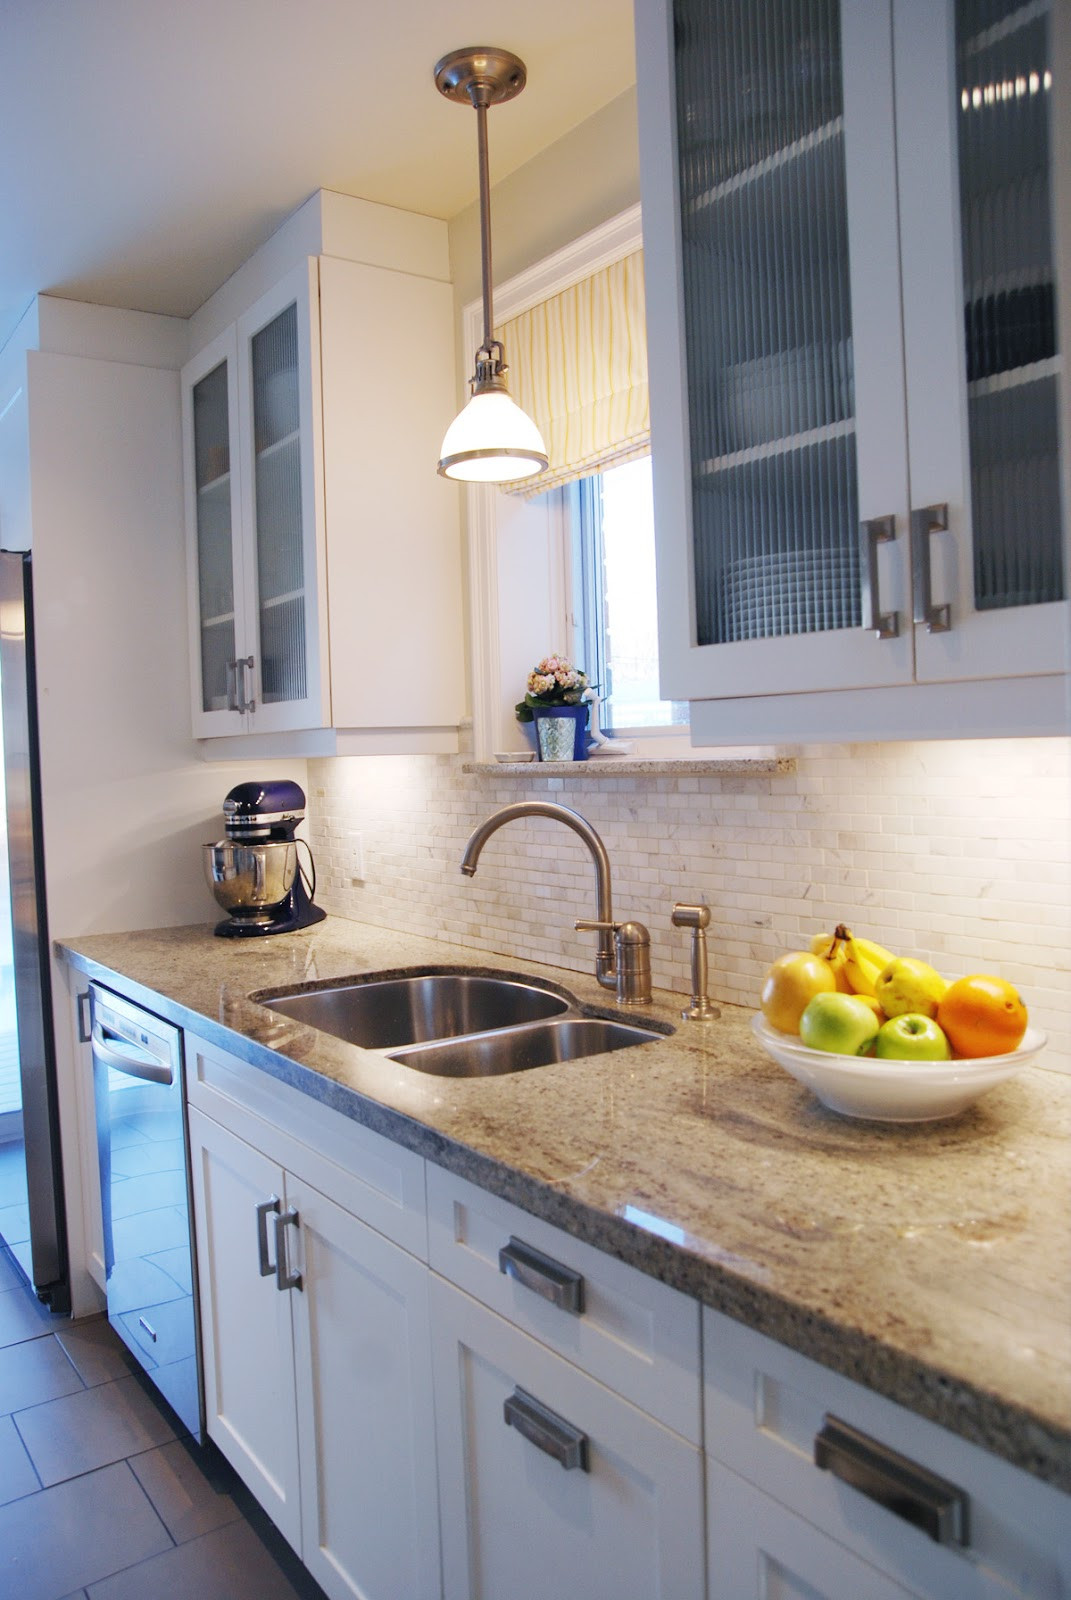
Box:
<box><xmin>305</xmin><ymin>739</ymin><xmax>1070</xmax><ymax>1073</ymax></box>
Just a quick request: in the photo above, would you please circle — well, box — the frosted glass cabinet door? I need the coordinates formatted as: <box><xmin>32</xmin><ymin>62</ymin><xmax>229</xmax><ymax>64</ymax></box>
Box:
<box><xmin>182</xmin><ymin>328</ymin><xmax>247</xmax><ymax>736</ymax></box>
<box><xmin>637</xmin><ymin>0</ymin><xmax>916</xmax><ymax>703</ymax></box>
<box><xmin>895</xmin><ymin>0</ymin><xmax>1069</xmax><ymax>685</ymax></box>
<box><xmin>235</xmin><ymin>261</ymin><xmax>328</xmax><ymax>733</ymax></box>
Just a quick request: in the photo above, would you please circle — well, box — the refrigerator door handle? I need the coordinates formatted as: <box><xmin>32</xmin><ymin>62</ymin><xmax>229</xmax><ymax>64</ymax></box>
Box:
<box><xmin>77</xmin><ymin>991</ymin><xmax>92</xmax><ymax>1043</ymax></box>
<box><xmin>91</xmin><ymin>1025</ymin><xmax>174</xmax><ymax>1087</ymax></box>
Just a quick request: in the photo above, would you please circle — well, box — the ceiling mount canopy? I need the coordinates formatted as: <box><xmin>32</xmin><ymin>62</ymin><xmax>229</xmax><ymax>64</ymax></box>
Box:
<box><xmin>434</xmin><ymin>46</ymin><xmax>549</xmax><ymax>484</ymax></box>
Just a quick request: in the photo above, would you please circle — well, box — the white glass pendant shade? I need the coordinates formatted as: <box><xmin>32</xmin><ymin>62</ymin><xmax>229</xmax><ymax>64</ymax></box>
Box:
<box><xmin>438</xmin><ymin>386</ymin><xmax>549</xmax><ymax>482</ymax></box>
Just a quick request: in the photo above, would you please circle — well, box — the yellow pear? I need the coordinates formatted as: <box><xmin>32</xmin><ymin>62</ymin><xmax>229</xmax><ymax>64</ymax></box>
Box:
<box><xmin>874</xmin><ymin>957</ymin><xmax>948</xmax><ymax>1020</ymax></box>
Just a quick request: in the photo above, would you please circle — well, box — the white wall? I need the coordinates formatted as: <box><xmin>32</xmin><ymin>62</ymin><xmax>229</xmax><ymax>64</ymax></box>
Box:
<box><xmin>305</xmin><ymin>739</ymin><xmax>1071</xmax><ymax>1076</ymax></box>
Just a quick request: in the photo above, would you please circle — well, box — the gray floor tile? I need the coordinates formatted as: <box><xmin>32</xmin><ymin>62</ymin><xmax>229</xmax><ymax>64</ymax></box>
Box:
<box><xmin>128</xmin><ymin>1438</ymin><xmax>241</xmax><ymax>1544</ymax></box>
<box><xmin>0</xmin><ymin>1144</ymin><xmax>28</xmax><ymax>1209</ymax></box>
<box><xmin>14</xmin><ymin>1372</ymin><xmax>179</xmax><ymax>1486</ymax></box>
<box><xmin>0</xmin><ymin>1246</ymin><xmax>23</xmax><ymax>1292</ymax></box>
<box><xmin>85</xmin><ymin>1517</ymin><xmax>321</xmax><ymax>1600</ymax></box>
<box><xmin>110</xmin><ymin>1137</ymin><xmax>185</xmax><ymax>1180</ymax></box>
<box><xmin>0</xmin><ymin>1334</ymin><xmax>84</xmax><ymax>1416</ymax></box>
<box><xmin>108</xmin><ymin>1170</ymin><xmax>190</xmax><ymax>1222</ymax></box>
<box><xmin>0</xmin><ymin>1459</ymin><xmax>171</xmax><ymax>1600</ymax></box>
<box><xmin>0</xmin><ymin>1411</ymin><xmax>39</xmax><ymax>1506</ymax></box>
<box><xmin>0</xmin><ymin>1281</ymin><xmax>56</xmax><ymax>1347</ymax></box>
<box><xmin>0</xmin><ymin>1199</ymin><xmax>29</xmax><ymax>1245</ymax></box>
<box><xmin>55</xmin><ymin>1317</ymin><xmax>139</xmax><ymax>1388</ymax></box>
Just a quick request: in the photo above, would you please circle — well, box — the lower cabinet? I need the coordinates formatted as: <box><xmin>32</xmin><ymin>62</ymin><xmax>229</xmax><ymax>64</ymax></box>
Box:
<box><xmin>187</xmin><ymin>1103</ymin><xmax>440</xmax><ymax>1600</ymax></box>
<box><xmin>181</xmin><ymin>1024</ymin><xmax>1068</xmax><ymax>1600</ymax></box>
<box><xmin>430</xmin><ymin>1274</ymin><xmax>705</xmax><ymax>1600</ymax></box>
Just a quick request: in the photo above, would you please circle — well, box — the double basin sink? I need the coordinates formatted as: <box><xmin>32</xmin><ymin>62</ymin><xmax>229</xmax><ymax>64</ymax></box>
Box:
<box><xmin>255</xmin><ymin>970</ymin><xmax>668</xmax><ymax>1078</ymax></box>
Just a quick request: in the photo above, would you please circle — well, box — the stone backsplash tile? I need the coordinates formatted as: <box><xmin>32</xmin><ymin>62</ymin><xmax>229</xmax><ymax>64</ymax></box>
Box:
<box><xmin>305</xmin><ymin>739</ymin><xmax>1070</xmax><ymax>1073</ymax></box>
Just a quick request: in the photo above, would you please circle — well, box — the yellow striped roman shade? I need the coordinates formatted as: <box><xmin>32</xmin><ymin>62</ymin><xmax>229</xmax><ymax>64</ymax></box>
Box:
<box><xmin>497</xmin><ymin>249</ymin><xmax>649</xmax><ymax>497</ymax></box>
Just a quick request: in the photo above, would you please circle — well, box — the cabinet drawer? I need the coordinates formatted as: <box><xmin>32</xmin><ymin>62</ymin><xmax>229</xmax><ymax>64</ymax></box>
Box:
<box><xmin>427</xmin><ymin>1164</ymin><xmax>700</xmax><ymax>1441</ymax></box>
<box><xmin>703</xmin><ymin>1307</ymin><xmax>1070</xmax><ymax>1600</ymax></box>
<box><xmin>185</xmin><ymin>1030</ymin><xmax>427</xmax><ymax>1259</ymax></box>
<box><xmin>431</xmin><ymin>1275</ymin><xmax>704</xmax><ymax>1600</ymax></box>
<box><xmin>708</xmin><ymin>1457</ymin><xmax>918</xmax><ymax>1600</ymax></box>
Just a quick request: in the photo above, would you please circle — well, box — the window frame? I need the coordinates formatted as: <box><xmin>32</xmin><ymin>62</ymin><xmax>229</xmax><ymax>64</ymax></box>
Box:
<box><xmin>465</xmin><ymin>205</ymin><xmax>695</xmax><ymax>759</ymax></box>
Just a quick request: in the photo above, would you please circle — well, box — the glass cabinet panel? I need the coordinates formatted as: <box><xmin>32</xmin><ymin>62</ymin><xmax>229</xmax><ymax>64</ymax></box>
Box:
<box><xmin>250</xmin><ymin>303</ymin><xmax>307</xmax><ymax>705</ymax></box>
<box><xmin>673</xmin><ymin>0</ymin><xmax>860</xmax><ymax>646</ymax></box>
<box><xmin>191</xmin><ymin>360</ymin><xmax>235</xmax><ymax>714</ymax></box>
<box><xmin>955</xmin><ymin>0</ymin><xmax>1064</xmax><ymax>609</ymax></box>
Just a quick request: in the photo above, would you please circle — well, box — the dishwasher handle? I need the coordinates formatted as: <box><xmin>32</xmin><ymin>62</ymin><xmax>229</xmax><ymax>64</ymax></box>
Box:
<box><xmin>91</xmin><ymin>1024</ymin><xmax>174</xmax><ymax>1087</ymax></box>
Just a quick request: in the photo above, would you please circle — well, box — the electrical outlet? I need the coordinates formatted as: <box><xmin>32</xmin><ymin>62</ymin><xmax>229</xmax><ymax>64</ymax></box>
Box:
<box><xmin>349</xmin><ymin>831</ymin><xmax>364</xmax><ymax>880</ymax></box>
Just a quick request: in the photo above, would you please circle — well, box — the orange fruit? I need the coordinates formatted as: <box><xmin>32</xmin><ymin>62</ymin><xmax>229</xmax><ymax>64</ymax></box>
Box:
<box><xmin>936</xmin><ymin>974</ymin><xmax>1028</xmax><ymax>1058</ymax></box>
<box><xmin>760</xmin><ymin>951</ymin><xmax>836</xmax><ymax>1034</ymax></box>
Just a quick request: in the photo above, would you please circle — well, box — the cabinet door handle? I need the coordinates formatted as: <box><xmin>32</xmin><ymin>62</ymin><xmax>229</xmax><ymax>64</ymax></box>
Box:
<box><xmin>499</xmin><ymin>1237</ymin><xmax>585</xmax><ymax>1314</ymax></box>
<box><xmin>815</xmin><ymin>1414</ymin><xmax>968</xmax><ymax>1546</ymax></box>
<box><xmin>255</xmin><ymin>1196</ymin><xmax>280</xmax><ymax>1277</ymax></box>
<box><xmin>273</xmin><ymin>1208</ymin><xmax>302</xmax><ymax>1292</ymax></box>
<box><xmin>911</xmin><ymin>503</ymin><xmax>952</xmax><ymax>633</ymax></box>
<box><xmin>504</xmin><ymin>1387</ymin><xmax>589</xmax><ymax>1471</ymax></box>
<box><xmin>859</xmin><ymin>517</ymin><xmax>899</xmax><ymax>639</ymax></box>
<box><xmin>235</xmin><ymin>655</ymin><xmax>256</xmax><ymax>715</ymax></box>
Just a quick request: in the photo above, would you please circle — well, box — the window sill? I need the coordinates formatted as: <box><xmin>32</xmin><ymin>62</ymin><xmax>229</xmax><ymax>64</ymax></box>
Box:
<box><xmin>463</xmin><ymin>755</ymin><xmax>796</xmax><ymax>777</ymax></box>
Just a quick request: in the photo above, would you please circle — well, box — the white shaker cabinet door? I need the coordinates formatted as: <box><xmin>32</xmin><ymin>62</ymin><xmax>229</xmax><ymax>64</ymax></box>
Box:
<box><xmin>287</xmin><ymin>1174</ymin><xmax>441</xmax><ymax>1600</ymax></box>
<box><xmin>431</xmin><ymin>1275</ymin><xmax>704</xmax><ymax>1600</ymax></box>
<box><xmin>187</xmin><ymin>1106</ymin><xmax>301</xmax><ymax>1549</ymax></box>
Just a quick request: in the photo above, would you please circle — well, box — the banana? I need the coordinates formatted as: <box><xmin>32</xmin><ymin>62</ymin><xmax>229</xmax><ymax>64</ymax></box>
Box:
<box><xmin>809</xmin><ymin>929</ymin><xmax>854</xmax><ymax>992</ymax></box>
<box><xmin>834</xmin><ymin>923</ymin><xmax>896</xmax><ymax>997</ymax></box>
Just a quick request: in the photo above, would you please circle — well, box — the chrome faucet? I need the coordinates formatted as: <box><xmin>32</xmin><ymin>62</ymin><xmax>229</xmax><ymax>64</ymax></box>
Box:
<box><xmin>459</xmin><ymin>801</ymin><xmax>652</xmax><ymax>1004</ymax></box>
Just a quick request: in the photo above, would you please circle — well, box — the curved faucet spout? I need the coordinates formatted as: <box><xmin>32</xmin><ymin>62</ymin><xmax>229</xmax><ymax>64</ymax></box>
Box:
<box><xmin>460</xmin><ymin>801</ymin><xmax>617</xmax><ymax>989</ymax></box>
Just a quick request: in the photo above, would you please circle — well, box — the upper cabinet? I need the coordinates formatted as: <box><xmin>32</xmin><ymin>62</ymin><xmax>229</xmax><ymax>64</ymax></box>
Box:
<box><xmin>182</xmin><ymin>195</ymin><xmax>465</xmax><ymax>751</ymax></box>
<box><xmin>184</xmin><ymin>263</ymin><xmax>325</xmax><ymax>737</ymax></box>
<box><xmin>637</xmin><ymin>0</ymin><xmax>1070</xmax><ymax>742</ymax></box>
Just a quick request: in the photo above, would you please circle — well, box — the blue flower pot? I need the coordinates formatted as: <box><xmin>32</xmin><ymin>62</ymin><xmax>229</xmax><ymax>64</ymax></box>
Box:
<box><xmin>532</xmin><ymin>705</ymin><xmax>589</xmax><ymax>761</ymax></box>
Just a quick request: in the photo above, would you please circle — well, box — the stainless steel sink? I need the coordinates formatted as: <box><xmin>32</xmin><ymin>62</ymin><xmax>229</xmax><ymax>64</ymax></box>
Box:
<box><xmin>389</xmin><ymin>1016</ymin><xmax>665</xmax><ymax>1078</ymax></box>
<box><xmin>256</xmin><ymin>972</ymin><xmax>570</xmax><ymax>1050</ymax></box>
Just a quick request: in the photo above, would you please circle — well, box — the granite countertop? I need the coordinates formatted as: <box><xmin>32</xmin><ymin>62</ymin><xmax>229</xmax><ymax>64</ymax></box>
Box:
<box><xmin>57</xmin><ymin>917</ymin><xmax>1071</xmax><ymax>1491</ymax></box>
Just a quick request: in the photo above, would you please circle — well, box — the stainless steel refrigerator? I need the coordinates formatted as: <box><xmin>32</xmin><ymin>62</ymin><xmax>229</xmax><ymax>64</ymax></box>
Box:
<box><xmin>0</xmin><ymin>548</ymin><xmax>69</xmax><ymax>1311</ymax></box>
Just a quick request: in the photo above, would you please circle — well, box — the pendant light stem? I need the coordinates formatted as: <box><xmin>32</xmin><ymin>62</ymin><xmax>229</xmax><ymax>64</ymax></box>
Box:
<box><xmin>475</xmin><ymin>97</ymin><xmax>495</xmax><ymax>353</ymax></box>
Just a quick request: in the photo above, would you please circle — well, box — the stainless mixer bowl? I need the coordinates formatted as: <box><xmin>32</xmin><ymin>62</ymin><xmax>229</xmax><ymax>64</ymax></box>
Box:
<box><xmin>203</xmin><ymin>841</ymin><xmax>298</xmax><ymax>923</ymax></box>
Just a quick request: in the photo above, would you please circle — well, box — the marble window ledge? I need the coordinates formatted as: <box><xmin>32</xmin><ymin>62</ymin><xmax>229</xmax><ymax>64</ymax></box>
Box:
<box><xmin>464</xmin><ymin>757</ymin><xmax>796</xmax><ymax>777</ymax></box>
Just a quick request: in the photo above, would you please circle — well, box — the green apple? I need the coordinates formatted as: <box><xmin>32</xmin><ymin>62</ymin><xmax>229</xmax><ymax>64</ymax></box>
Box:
<box><xmin>799</xmin><ymin>992</ymin><xmax>881</xmax><ymax>1057</ymax></box>
<box><xmin>874</xmin><ymin>957</ymin><xmax>948</xmax><ymax>1019</ymax></box>
<box><xmin>874</xmin><ymin>1013</ymin><xmax>951</xmax><ymax>1061</ymax></box>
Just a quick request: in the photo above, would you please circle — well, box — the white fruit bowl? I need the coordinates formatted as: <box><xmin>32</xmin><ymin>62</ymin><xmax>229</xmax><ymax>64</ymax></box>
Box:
<box><xmin>750</xmin><ymin>1014</ymin><xmax>1047</xmax><ymax>1122</ymax></box>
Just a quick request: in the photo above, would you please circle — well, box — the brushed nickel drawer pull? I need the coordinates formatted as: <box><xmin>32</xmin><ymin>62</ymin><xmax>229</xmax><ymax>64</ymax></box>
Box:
<box><xmin>815</xmin><ymin>1414</ymin><xmax>968</xmax><ymax>1546</ymax></box>
<box><xmin>499</xmin><ymin>1236</ymin><xmax>585</xmax><ymax>1314</ymax></box>
<box><xmin>504</xmin><ymin>1387</ymin><xmax>589</xmax><ymax>1471</ymax></box>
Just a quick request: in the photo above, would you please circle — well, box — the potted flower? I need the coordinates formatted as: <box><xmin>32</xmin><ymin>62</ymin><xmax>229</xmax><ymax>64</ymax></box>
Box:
<box><xmin>515</xmin><ymin>655</ymin><xmax>592</xmax><ymax>761</ymax></box>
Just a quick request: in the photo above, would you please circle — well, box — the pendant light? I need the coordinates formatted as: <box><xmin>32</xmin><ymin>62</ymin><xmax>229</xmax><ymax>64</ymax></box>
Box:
<box><xmin>435</xmin><ymin>47</ymin><xmax>549</xmax><ymax>483</ymax></box>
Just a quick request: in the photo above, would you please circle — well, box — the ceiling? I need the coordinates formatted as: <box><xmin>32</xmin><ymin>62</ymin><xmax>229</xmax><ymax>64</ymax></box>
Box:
<box><xmin>0</xmin><ymin>0</ymin><xmax>636</xmax><ymax>350</ymax></box>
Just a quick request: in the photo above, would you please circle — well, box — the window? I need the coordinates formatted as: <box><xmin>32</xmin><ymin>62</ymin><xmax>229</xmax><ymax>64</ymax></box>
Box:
<box><xmin>463</xmin><ymin>205</ymin><xmax>694</xmax><ymax>757</ymax></box>
<box><xmin>564</xmin><ymin>457</ymin><xmax>688</xmax><ymax>732</ymax></box>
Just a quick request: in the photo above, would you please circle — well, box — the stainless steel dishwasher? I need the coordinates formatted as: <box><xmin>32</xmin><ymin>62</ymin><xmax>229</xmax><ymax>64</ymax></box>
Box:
<box><xmin>90</xmin><ymin>983</ymin><xmax>204</xmax><ymax>1441</ymax></box>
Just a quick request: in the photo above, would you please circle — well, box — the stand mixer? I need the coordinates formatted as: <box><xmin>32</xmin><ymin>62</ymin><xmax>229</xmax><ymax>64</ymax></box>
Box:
<box><xmin>204</xmin><ymin>780</ymin><xmax>326</xmax><ymax>938</ymax></box>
